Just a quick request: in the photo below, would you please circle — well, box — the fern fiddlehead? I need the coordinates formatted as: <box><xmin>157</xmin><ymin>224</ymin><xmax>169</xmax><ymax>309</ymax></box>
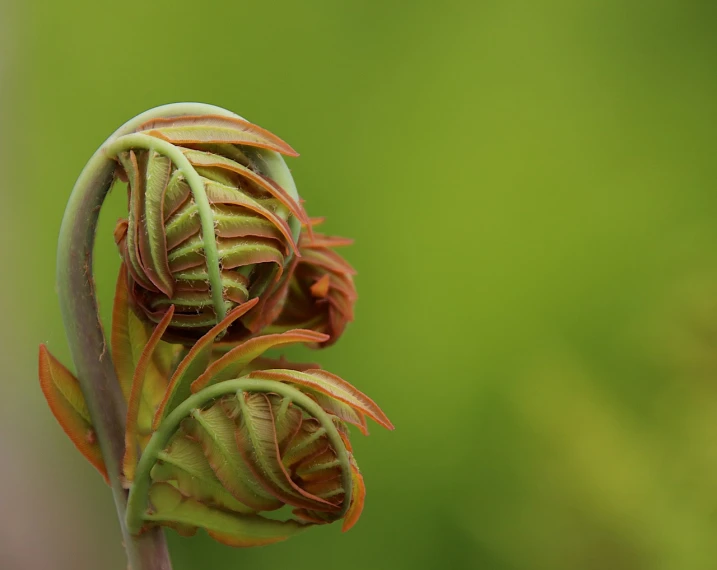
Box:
<box><xmin>39</xmin><ymin>104</ymin><xmax>392</xmax><ymax>569</ymax></box>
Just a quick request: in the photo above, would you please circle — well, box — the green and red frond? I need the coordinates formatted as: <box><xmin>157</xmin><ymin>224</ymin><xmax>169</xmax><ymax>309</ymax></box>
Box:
<box><xmin>263</xmin><ymin>228</ymin><xmax>358</xmax><ymax>348</ymax></box>
<box><xmin>38</xmin><ymin>345</ymin><xmax>108</xmax><ymax>483</ymax></box>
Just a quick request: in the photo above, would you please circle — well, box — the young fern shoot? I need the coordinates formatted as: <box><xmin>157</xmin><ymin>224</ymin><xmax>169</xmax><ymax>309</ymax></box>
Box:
<box><xmin>39</xmin><ymin>104</ymin><xmax>392</xmax><ymax>570</ymax></box>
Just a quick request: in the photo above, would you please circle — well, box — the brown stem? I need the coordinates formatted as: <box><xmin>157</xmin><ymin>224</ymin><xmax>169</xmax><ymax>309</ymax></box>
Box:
<box><xmin>56</xmin><ymin>103</ymin><xmax>238</xmax><ymax>569</ymax></box>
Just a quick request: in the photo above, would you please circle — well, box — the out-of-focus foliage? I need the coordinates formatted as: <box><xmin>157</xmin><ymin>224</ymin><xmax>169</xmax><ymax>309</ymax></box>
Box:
<box><xmin>4</xmin><ymin>0</ymin><xmax>717</xmax><ymax>569</ymax></box>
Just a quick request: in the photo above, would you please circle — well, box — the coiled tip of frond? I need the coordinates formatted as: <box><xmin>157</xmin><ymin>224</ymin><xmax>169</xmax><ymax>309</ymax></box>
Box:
<box><xmin>108</xmin><ymin>113</ymin><xmax>308</xmax><ymax>345</ymax></box>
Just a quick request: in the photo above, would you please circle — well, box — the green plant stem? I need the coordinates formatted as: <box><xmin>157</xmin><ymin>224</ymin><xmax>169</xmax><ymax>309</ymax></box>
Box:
<box><xmin>125</xmin><ymin>378</ymin><xmax>353</xmax><ymax>535</ymax></box>
<box><xmin>57</xmin><ymin>102</ymin><xmax>239</xmax><ymax>570</ymax></box>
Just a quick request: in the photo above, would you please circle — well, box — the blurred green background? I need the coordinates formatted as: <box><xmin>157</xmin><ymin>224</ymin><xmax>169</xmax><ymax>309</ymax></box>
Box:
<box><xmin>3</xmin><ymin>0</ymin><xmax>717</xmax><ymax>569</ymax></box>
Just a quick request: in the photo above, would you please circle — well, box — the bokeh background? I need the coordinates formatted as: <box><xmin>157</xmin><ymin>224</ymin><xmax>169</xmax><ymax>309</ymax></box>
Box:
<box><xmin>3</xmin><ymin>1</ymin><xmax>717</xmax><ymax>569</ymax></box>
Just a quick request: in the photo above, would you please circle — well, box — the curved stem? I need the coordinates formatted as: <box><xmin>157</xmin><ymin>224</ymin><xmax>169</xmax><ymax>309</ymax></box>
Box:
<box><xmin>247</xmin><ymin>147</ymin><xmax>302</xmax><ymax>246</ymax></box>
<box><xmin>57</xmin><ymin>103</ymin><xmax>239</xmax><ymax>570</ymax></box>
<box><xmin>126</xmin><ymin>378</ymin><xmax>353</xmax><ymax>535</ymax></box>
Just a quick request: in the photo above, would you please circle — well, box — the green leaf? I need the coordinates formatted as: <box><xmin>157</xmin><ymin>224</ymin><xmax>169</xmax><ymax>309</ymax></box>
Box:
<box><xmin>136</xmin><ymin>115</ymin><xmax>299</xmax><ymax>157</ymax></box>
<box><xmin>268</xmin><ymin>394</ymin><xmax>303</xmax><ymax>454</ymax></box>
<box><xmin>139</xmin><ymin>150</ymin><xmax>174</xmax><ymax>296</ymax></box>
<box><xmin>140</xmin><ymin>297</ymin><xmax>218</xmax><ymax>330</ymax></box>
<box><xmin>112</xmin><ymin>265</ymin><xmax>180</xmax><ymax>433</ymax></box>
<box><xmin>193</xmin><ymin>165</ymin><xmax>237</xmax><ymax>187</ymax></box>
<box><xmin>123</xmin><ymin>306</ymin><xmax>175</xmax><ymax>483</ymax></box>
<box><xmin>166</xmin><ymin>234</ymin><xmax>206</xmax><ymax>272</ymax></box>
<box><xmin>163</xmin><ymin>170</ymin><xmax>191</xmax><ymax>219</ymax></box>
<box><xmin>282</xmin><ymin>418</ymin><xmax>329</xmax><ymax>470</ymax></box>
<box><xmin>305</xmin><ymin>391</ymin><xmax>369</xmax><ymax>435</ymax></box>
<box><xmin>167</xmin><ymin>233</ymin><xmax>284</xmax><ymax>276</ymax></box>
<box><xmin>204</xmin><ymin>179</ymin><xmax>298</xmax><ymax>255</ymax></box>
<box><xmin>183</xmin><ymin>149</ymin><xmax>309</xmax><ymax>225</ymax></box>
<box><xmin>173</xmin><ymin>267</ymin><xmax>250</xmax><ymax>304</ymax></box>
<box><xmin>146</xmin><ymin>483</ymin><xmax>307</xmax><ymax>547</ymax></box>
<box><xmin>294</xmin><ymin>446</ymin><xmax>341</xmax><ymax>484</ymax></box>
<box><xmin>190</xmin><ymin>330</ymin><xmax>329</xmax><ymax>393</ymax></box>
<box><xmin>285</xmin><ymin>432</ymin><xmax>347</xmax><ymax>524</ymax></box>
<box><xmin>242</xmin><ymin>256</ymin><xmax>296</xmax><ymax>331</ymax></box>
<box><xmin>152</xmin><ymin>299</ymin><xmax>260</xmax><ymax>430</ymax></box>
<box><xmin>248</xmin><ymin>368</ymin><xmax>394</xmax><ymax>431</ymax></box>
<box><xmin>164</xmin><ymin>191</ymin><xmax>199</xmax><ymax>250</ymax></box>
<box><xmin>111</xmin><ymin>264</ymin><xmax>140</xmax><ymax>400</ymax></box>
<box><xmin>234</xmin><ymin>392</ymin><xmax>337</xmax><ymax>511</ymax></box>
<box><xmin>212</xmin><ymin>206</ymin><xmax>285</xmax><ymax>242</ymax></box>
<box><xmin>185</xmin><ymin>402</ymin><xmax>281</xmax><ymax>511</ymax></box>
<box><xmin>117</xmin><ymin>151</ymin><xmax>155</xmax><ymax>291</ymax></box>
<box><xmin>218</xmin><ymin>237</ymin><xmax>285</xmax><ymax>270</ymax></box>
<box><xmin>151</xmin><ymin>432</ymin><xmax>254</xmax><ymax>514</ymax></box>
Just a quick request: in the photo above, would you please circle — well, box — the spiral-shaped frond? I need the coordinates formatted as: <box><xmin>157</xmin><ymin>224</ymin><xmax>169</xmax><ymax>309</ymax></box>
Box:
<box><xmin>264</xmin><ymin>222</ymin><xmax>358</xmax><ymax>347</ymax></box>
<box><xmin>39</xmin><ymin>268</ymin><xmax>392</xmax><ymax>547</ymax></box>
<box><xmin>39</xmin><ymin>104</ymin><xmax>389</xmax><ymax>556</ymax></box>
<box><xmin>108</xmin><ymin>114</ymin><xmax>310</xmax><ymax>344</ymax></box>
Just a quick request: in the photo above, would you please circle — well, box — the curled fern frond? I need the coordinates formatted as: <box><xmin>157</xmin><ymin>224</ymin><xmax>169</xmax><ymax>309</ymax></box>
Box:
<box><xmin>41</xmin><ymin>266</ymin><xmax>392</xmax><ymax>547</ymax></box>
<box><xmin>108</xmin><ymin>114</ymin><xmax>308</xmax><ymax>345</ymax></box>
<box><xmin>40</xmin><ymin>104</ymin><xmax>391</xmax><ymax>561</ymax></box>
<box><xmin>262</xmin><ymin>220</ymin><xmax>358</xmax><ymax>347</ymax></box>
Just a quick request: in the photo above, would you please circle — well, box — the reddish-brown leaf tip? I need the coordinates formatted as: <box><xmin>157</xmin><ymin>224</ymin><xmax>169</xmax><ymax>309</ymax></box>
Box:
<box><xmin>38</xmin><ymin>345</ymin><xmax>109</xmax><ymax>484</ymax></box>
<box><xmin>136</xmin><ymin>115</ymin><xmax>300</xmax><ymax>157</ymax></box>
<box><xmin>342</xmin><ymin>464</ymin><xmax>366</xmax><ymax>532</ymax></box>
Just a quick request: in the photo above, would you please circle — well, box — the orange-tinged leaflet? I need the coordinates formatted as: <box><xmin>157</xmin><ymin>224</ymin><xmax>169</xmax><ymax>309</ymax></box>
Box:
<box><xmin>190</xmin><ymin>329</ymin><xmax>329</xmax><ymax>393</ymax></box>
<box><xmin>136</xmin><ymin>115</ymin><xmax>299</xmax><ymax>157</ymax></box>
<box><xmin>123</xmin><ymin>306</ymin><xmax>175</xmax><ymax>483</ymax></box>
<box><xmin>38</xmin><ymin>345</ymin><xmax>109</xmax><ymax>483</ymax></box>
<box><xmin>152</xmin><ymin>298</ymin><xmax>260</xmax><ymax>429</ymax></box>
<box><xmin>342</xmin><ymin>463</ymin><xmax>366</xmax><ymax>532</ymax></box>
